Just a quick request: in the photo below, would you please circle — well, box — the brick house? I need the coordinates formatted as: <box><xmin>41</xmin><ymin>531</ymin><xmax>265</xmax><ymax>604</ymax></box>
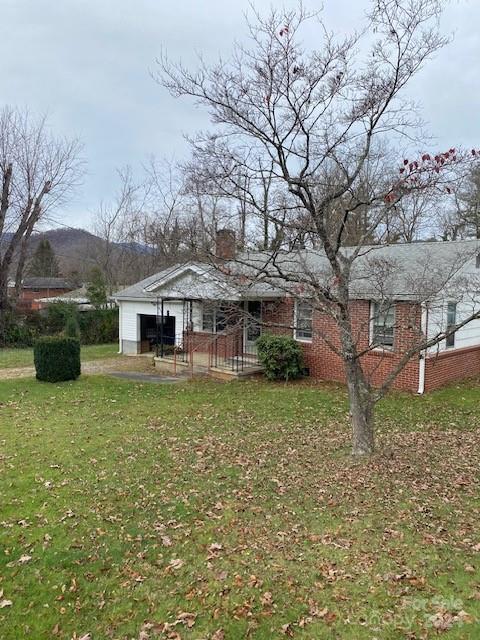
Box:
<box><xmin>114</xmin><ymin>238</ymin><xmax>480</xmax><ymax>392</ymax></box>
<box><xmin>16</xmin><ymin>277</ymin><xmax>75</xmax><ymax>311</ymax></box>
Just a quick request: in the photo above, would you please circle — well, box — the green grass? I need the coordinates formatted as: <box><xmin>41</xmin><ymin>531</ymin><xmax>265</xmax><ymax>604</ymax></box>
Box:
<box><xmin>0</xmin><ymin>343</ymin><xmax>119</xmax><ymax>369</ymax></box>
<box><xmin>0</xmin><ymin>375</ymin><xmax>479</xmax><ymax>639</ymax></box>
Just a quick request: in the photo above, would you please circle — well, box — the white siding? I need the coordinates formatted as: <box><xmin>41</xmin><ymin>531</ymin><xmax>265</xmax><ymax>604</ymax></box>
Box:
<box><xmin>427</xmin><ymin>297</ymin><xmax>480</xmax><ymax>354</ymax></box>
<box><xmin>119</xmin><ymin>299</ymin><xmax>203</xmax><ymax>347</ymax></box>
<box><xmin>121</xmin><ymin>301</ymin><xmax>142</xmax><ymax>342</ymax></box>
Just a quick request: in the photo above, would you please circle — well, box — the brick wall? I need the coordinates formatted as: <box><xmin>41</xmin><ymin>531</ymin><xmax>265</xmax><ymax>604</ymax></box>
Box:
<box><xmin>17</xmin><ymin>288</ymin><xmax>72</xmax><ymax>311</ymax></box>
<box><xmin>262</xmin><ymin>298</ymin><xmax>422</xmax><ymax>392</ymax></box>
<box><xmin>425</xmin><ymin>345</ymin><xmax>480</xmax><ymax>391</ymax></box>
<box><xmin>188</xmin><ymin>297</ymin><xmax>480</xmax><ymax>391</ymax></box>
<box><xmin>187</xmin><ymin>330</ymin><xmax>243</xmax><ymax>362</ymax></box>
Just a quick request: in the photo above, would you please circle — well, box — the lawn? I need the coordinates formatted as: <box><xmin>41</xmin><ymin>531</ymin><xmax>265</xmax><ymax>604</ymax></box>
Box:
<box><xmin>0</xmin><ymin>375</ymin><xmax>479</xmax><ymax>639</ymax></box>
<box><xmin>0</xmin><ymin>343</ymin><xmax>119</xmax><ymax>369</ymax></box>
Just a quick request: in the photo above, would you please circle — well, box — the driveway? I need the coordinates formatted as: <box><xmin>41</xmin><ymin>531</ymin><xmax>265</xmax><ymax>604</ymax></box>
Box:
<box><xmin>0</xmin><ymin>356</ymin><xmax>158</xmax><ymax>380</ymax></box>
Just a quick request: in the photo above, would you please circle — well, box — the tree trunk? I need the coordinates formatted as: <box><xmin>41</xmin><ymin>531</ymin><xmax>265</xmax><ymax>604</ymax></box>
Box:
<box><xmin>345</xmin><ymin>360</ymin><xmax>375</xmax><ymax>455</ymax></box>
<box><xmin>0</xmin><ymin>272</ymin><xmax>11</xmax><ymax>345</ymax></box>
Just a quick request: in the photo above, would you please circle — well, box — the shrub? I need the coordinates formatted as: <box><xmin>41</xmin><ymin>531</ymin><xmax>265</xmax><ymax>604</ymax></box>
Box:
<box><xmin>33</xmin><ymin>337</ymin><xmax>81</xmax><ymax>382</ymax></box>
<box><xmin>64</xmin><ymin>314</ymin><xmax>80</xmax><ymax>339</ymax></box>
<box><xmin>256</xmin><ymin>333</ymin><xmax>305</xmax><ymax>381</ymax></box>
<box><xmin>78</xmin><ymin>308</ymin><xmax>118</xmax><ymax>344</ymax></box>
<box><xmin>2</xmin><ymin>310</ymin><xmax>42</xmax><ymax>347</ymax></box>
<box><xmin>45</xmin><ymin>302</ymin><xmax>79</xmax><ymax>335</ymax></box>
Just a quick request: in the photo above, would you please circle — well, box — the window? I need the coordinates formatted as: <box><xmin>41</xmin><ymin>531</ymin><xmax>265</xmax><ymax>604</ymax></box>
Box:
<box><xmin>202</xmin><ymin>306</ymin><xmax>215</xmax><ymax>332</ymax></box>
<box><xmin>371</xmin><ymin>301</ymin><xmax>395</xmax><ymax>349</ymax></box>
<box><xmin>201</xmin><ymin>304</ymin><xmax>228</xmax><ymax>333</ymax></box>
<box><xmin>446</xmin><ymin>302</ymin><xmax>457</xmax><ymax>348</ymax></box>
<box><xmin>295</xmin><ymin>301</ymin><xmax>313</xmax><ymax>341</ymax></box>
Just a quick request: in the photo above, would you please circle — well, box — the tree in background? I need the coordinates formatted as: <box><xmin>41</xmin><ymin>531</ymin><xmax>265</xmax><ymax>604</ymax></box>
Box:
<box><xmin>159</xmin><ymin>0</ymin><xmax>480</xmax><ymax>455</ymax></box>
<box><xmin>0</xmin><ymin>107</ymin><xmax>82</xmax><ymax>342</ymax></box>
<box><xmin>86</xmin><ymin>266</ymin><xmax>107</xmax><ymax>309</ymax></box>
<box><xmin>28</xmin><ymin>239</ymin><xmax>60</xmax><ymax>278</ymax></box>
<box><xmin>439</xmin><ymin>165</ymin><xmax>480</xmax><ymax>240</ymax></box>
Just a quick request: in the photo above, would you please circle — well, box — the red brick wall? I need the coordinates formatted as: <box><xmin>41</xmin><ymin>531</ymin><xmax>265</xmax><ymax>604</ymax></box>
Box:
<box><xmin>425</xmin><ymin>345</ymin><xmax>480</xmax><ymax>391</ymax></box>
<box><xmin>187</xmin><ymin>330</ymin><xmax>243</xmax><ymax>362</ymax></box>
<box><xmin>262</xmin><ymin>298</ymin><xmax>422</xmax><ymax>392</ymax></box>
<box><xmin>188</xmin><ymin>298</ymin><xmax>480</xmax><ymax>391</ymax></box>
<box><xmin>17</xmin><ymin>288</ymin><xmax>72</xmax><ymax>311</ymax></box>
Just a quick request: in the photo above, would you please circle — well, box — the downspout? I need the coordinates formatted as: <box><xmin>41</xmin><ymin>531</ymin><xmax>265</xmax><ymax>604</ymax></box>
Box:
<box><xmin>417</xmin><ymin>303</ymin><xmax>428</xmax><ymax>395</ymax></box>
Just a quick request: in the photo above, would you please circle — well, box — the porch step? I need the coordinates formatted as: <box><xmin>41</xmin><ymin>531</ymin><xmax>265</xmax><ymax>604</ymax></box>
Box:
<box><xmin>153</xmin><ymin>356</ymin><xmax>263</xmax><ymax>379</ymax></box>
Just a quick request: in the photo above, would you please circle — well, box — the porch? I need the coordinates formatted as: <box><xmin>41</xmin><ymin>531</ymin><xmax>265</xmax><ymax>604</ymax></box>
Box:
<box><xmin>152</xmin><ymin>298</ymin><xmax>265</xmax><ymax>378</ymax></box>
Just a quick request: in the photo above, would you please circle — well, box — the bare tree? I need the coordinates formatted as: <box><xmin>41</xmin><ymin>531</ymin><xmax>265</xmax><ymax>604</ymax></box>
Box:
<box><xmin>437</xmin><ymin>164</ymin><xmax>480</xmax><ymax>240</ymax></box>
<box><xmin>0</xmin><ymin>107</ymin><xmax>82</xmax><ymax>339</ymax></box>
<box><xmin>158</xmin><ymin>1</ymin><xmax>480</xmax><ymax>455</ymax></box>
<box><xmin>91</xmin><ymin>166</ymin><xmax>146</xmax><ymax>291</ymax></box>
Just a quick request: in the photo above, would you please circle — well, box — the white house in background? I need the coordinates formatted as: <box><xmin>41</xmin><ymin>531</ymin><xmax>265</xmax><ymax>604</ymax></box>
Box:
<box><xmin>36</xmin><ymin>285</ymin><xmax>94</xmax><ymax>311</ymax></box>
<box><xmin>113</xmin><ymin>236</ymin><xmax>480</xmax><ymax>392</ymax></box>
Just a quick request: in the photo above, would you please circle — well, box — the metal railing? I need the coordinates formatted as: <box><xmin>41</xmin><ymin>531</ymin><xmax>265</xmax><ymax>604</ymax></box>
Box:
<box><xmin>156</xmin><ymin>326</ymin><xmax>261</xmax><ymax>374</ymax></box>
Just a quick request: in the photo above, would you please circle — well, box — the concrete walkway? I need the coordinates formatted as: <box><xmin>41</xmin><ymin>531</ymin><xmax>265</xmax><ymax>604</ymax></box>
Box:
<box><xmin>109</xmin><ymin>371</ymin><xmax>182</xmax><ymax>384</ymax></box>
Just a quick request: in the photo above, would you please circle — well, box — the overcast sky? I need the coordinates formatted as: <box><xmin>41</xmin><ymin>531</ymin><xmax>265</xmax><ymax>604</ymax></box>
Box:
<box><xmin>2</xmin><ymin>0</ymin><xmax>480</xmax><ymax>230</ymax></box>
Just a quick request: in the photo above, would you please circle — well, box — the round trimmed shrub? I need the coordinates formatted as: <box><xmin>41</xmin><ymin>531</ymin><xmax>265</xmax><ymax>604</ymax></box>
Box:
<box><xmin>256</xmin><ymin>333</ymin><xmax>305</xmax><ymax>381</ymax></box>
<box><xmin>33</xmin><ymin>337</ymin><xmax>81</xmax><ymax>382</ymax></box>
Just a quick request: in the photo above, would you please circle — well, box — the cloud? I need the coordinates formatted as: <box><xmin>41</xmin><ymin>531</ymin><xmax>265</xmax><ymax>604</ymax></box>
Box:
<box><xmin>1</xmin><ymin>0</ymin><xmax>479</xmax><ymax>228</ymax></box>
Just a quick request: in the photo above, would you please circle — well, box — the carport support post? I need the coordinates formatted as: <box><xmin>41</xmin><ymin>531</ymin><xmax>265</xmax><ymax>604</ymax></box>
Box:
<box><xmin>155</xmin><ymin>297</ymin><xmax>160</xmax><ymax>357</ymax></box>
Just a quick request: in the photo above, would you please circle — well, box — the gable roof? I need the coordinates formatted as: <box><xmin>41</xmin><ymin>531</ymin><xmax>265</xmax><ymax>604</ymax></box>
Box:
<box><xmin>113</xmin><ymin>260</ymin><xmax>284</xmax><ymax>302</ymax></box>
<box><xmin>36</xmin><ymin>286</ymin><xmax>89</xmax><ymax>304</ymax></box>
<box><xmin>113</xmin><ymin>239</ymin><xmax>480</xmax><ymax>303</ymax></box>
<box><xmin>22</xmin><ymin>277</ymin><xmax>74</xmax><ymax>290</ymax></box>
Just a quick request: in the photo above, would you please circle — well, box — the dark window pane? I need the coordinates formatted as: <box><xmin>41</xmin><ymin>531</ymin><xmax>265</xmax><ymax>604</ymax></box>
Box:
<box><xmin>446</xmin><ymin>302</ymin><xmax>457</xmax><ymax>348</ymax></box>
<box><xmin>372</xmin><ymin>302</ymin><xmax>395</xmax><ymax>348</ymax></box>
<box><xmin>296</xmin><ymin>301</ymin><xmax>313</xmax><ymax>340</ymax></box>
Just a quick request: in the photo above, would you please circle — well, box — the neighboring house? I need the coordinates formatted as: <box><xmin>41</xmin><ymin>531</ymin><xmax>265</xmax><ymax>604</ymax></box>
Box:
<box><xmin>113</xmin><ymin>235</ymin><xmax>480</xmax><ymax>392</ymax></box>
<box><xmin>36</xmin><ymin>285</ymin><xmax>94</xmax><ymax>311</ymax></box>
<box><xmin>36</xmin><ymin>285</ymin><xmax>119</xmax><ymax>311</ymax></box>
<box><xmin>16</xmin><ymin>277</ymin><xmax>75</xmax><ymax>311</ymax></box>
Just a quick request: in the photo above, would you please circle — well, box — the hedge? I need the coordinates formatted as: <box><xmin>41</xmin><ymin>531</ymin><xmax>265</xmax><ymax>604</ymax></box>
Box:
<box><xmin>2</xmin><ymin>305</ymin><xmax>118</xmax><ymax>347</ymax></box>
<box><xmin>33</xmin><ymin>337</ymin><xmax>81</xmax><ymax>383</ymax></box>
<box><xmin>256</xmin><ymin>333</ymin><xmax>305</xmax><ymax>381</ymax></box>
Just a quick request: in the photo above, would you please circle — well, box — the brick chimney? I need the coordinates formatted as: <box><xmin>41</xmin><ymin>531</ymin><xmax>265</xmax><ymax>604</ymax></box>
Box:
<box><xmin>215</xmin><ymin>228</ymin><xmax>236</xmax><ymax>260</ymax></box>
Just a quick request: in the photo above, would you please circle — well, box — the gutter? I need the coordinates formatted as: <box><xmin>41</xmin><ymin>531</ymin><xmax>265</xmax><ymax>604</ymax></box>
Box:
<box><xmin>417</xmin><ymin>303</ymin><xmax>428</xmax><ymax>395</ymax></box>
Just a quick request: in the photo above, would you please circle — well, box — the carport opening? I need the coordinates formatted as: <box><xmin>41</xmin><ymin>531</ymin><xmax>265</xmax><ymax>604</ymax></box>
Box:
<box><xmin>139</xmin><ymin>314</ymin><xmax>176</xmax><ymax>353</ymax></box>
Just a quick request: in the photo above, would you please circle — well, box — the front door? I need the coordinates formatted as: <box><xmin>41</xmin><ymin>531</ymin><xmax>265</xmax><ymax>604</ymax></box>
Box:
<box><xmin>244</xmin><ymin>301</ymin><xmax>262</xmax><ymax>354</ymax></box>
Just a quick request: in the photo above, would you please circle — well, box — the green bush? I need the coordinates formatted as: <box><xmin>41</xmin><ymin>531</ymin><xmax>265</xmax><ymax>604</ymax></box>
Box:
<box><xmin>3</xmin><ymin>305</ymin><xmax>118</xmax><ymax>348</ymax></box>
<box><xmin>45</xmin><ymin>302</ymin><xmax>79</xmax><ymax>335</ymax></box>
<box><xmin>64</xmin><ymin>314</ymin><xmax>80</xmax><ymax>339</ymax></box>
<box><xmin>33</xmin><ymin>337</ymin><xmax>81</xmax><ymax>382</ymax></box>
<box><xmin>256</xmin><ymin>333</ymin><xmax>305</xmax><ymax>381</ymax></box>
<box><xmin>45</xmin><ymin>303</ymin><xmax>118</xmax><ymax>344</ymax></box>
<box><xmin>78</xmin><ymin>308</ymin><xmax>118</xmax><ymax>344</ymax></box>
<box><xmin>2</xmin><ymin>311</ymin><xmax>42</xmax><ymax>347</ymax></box>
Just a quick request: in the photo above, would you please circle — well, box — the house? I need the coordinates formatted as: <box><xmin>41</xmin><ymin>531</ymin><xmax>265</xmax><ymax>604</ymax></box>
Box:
<box><xmin>16</xmin><ymin>277</ymin><xmax>75</xmax><ymax>311</ymax></box>
<box><xmin>35</xmin><ymin>285</ymin><xmax>93</xmax><ymax>311</ymax></box>
<box><xmin>113</xmin><ymin>234</ymin><xmax>480</xmax><ymax>392</ymax></box>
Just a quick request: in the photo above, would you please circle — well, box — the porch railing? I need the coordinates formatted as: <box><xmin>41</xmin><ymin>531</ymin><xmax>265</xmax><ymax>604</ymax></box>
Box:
<box><xmin>156</xmin><ymin>326</ymin><xmax>261</xmax><ymax>373</ymax></box>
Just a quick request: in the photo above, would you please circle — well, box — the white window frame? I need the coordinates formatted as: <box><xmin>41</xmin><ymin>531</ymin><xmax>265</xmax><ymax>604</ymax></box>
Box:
<box><xmin>201</xmin><ymin>303</ymin><xmax>227</xmax><ymax>334</ymax></box>
<box><xmin>370</xmin><ymin>301</ymin><xmax>395</xmax><ymax>351</ymax></box>
<box><xmin>294</xmin><ymin>300</ymin><xmax>313</xmax><ymax>342</ymax></box>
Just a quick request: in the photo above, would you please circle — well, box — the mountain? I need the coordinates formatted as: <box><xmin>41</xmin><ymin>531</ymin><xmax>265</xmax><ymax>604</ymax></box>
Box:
<box><xmin>2</xmin><ymin>227</ymin><xmax>152</xmax><ymax>283</ymax></box>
